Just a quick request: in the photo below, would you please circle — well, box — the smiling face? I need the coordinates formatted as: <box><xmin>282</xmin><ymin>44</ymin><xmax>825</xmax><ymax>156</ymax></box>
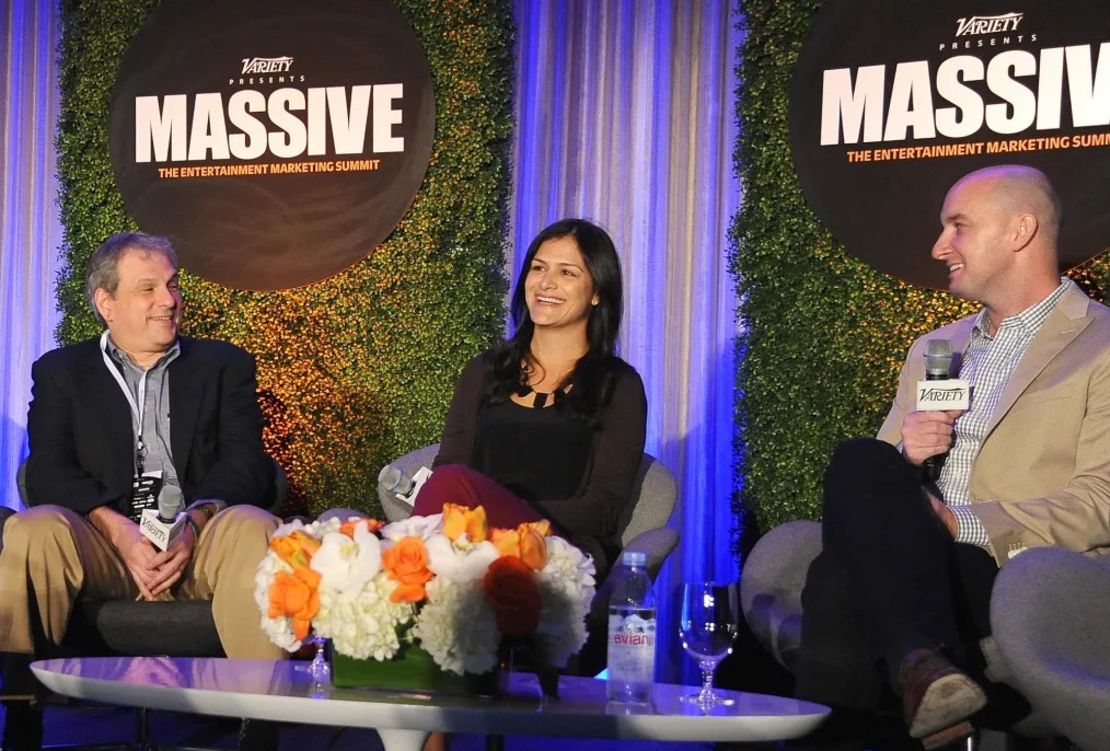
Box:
<box><xmin>524</xmin><ymin>235</ymin><xmax>599</xmax><ymax>334</ymax></box>
<box><xmin>95</xmin><ymin>248</ymin><xmax>183</xmax><ymax>364</ymax></box>
<box><xmin>931</xmin><ymin>174</ymin><xmax>1021</xmax><ymax>305</ymax></box>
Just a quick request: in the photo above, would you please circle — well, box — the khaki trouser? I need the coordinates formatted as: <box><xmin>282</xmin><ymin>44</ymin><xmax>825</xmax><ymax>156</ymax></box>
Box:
<box><xmin>0</xmin><ymin>504</ymin><xmax>282</xmax><ymax>660</ymax></box>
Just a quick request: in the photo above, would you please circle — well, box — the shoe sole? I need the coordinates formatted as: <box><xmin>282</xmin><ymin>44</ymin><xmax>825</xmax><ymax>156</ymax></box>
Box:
<box><xmin>921</xmin><ymin>720</ymin><xmax>974</xmax><ymax>750</ymax></box>
<box><xmin>907</xmin><ymin>672</ymin><xmax>987</xmax><ymax>740</ymax></box>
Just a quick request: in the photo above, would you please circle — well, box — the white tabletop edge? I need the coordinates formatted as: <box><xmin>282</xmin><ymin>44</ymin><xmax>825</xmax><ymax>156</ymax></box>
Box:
<box><xmin>32</xmin><ymin>657</ymin><xmax>829</xmax><ymax>743</ymax></box>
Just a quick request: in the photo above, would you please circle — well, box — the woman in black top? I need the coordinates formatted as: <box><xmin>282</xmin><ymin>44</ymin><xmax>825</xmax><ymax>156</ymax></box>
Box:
<box><xmin>412</xmin><ymin>218</ymin><xmax>647</xmax><ymax>573</ymax></box>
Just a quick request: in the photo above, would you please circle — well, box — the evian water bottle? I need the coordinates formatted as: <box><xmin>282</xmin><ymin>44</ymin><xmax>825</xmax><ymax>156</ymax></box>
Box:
<box><xmin>606</xmin><ymin>550</ymin><xmax>656</xmax><ymax>705</ymax></box>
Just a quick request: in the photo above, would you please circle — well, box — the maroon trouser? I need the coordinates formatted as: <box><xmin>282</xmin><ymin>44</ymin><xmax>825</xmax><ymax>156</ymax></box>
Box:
<box><xmin>412</xmin><ymin>464</ymin><xmax>543</xmax><ymax>529</ymax></box>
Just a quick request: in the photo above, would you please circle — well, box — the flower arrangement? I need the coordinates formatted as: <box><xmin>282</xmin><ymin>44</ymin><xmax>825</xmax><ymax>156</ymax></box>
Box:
<box><xmin>254</xmin><ymin>504</ymin><xmax>597</xmax><ymax>676</ymax></box>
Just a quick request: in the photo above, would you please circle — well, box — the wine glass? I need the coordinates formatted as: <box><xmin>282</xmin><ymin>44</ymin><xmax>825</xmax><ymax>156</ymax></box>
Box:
<box><xmin>678</xmin><ymin>581</ymin><xmax>739</xmax><ymax>710</ymax></box>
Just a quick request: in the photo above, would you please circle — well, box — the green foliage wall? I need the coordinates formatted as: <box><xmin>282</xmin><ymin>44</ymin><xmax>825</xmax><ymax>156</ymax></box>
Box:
<box><xmin>729</xmin><ymin>0</ymin><xmax>1110</xmax><ymax>539</ymax></box>
<box><xmin>56</xmin><ymin>0</ymin><xmax>513</xmax><ymax>516</ymax></box>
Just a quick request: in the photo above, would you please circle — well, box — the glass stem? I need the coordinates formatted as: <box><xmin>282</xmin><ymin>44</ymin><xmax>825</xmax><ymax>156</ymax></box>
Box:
<box><xmin>698</xmin><ymin>659</ymin><xmax>717</xmax><ymax>703</ymax></box>
<box><xmin>309</xmin><ymin>635</ymin><xmax>331</xmax><ymax>684</ymax></box>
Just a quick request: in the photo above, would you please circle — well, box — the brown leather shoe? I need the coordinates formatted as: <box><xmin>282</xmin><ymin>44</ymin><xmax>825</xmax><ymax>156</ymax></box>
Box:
<box><xmin>898</xmin><ymin>648</ymin><xmax>986</xmax><ymax>749</ymax></box>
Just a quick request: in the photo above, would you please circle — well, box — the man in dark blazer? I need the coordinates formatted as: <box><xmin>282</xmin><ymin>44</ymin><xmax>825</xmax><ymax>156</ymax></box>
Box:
<box><xmin>0</xmin><ymin>232</ymin><xmax>283</xmax><ymax>751</ymax></box>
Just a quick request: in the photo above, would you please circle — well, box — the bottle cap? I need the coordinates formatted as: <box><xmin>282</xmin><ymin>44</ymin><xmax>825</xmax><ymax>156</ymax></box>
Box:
<box><xmin>621</xmin><ymin>550</ymin><xmax>647</xmax><ymax>567</ymax></box>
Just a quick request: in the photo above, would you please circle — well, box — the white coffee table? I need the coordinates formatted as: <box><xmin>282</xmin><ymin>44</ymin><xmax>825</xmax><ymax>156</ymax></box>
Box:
<box><xmin>32</xmin><ymin>657</ymin><xmax>828</xmax><ymax>751</ymax></box>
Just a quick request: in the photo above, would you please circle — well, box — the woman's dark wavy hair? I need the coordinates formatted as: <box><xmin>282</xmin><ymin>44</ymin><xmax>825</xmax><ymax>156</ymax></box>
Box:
<box><xmin>485</xmin><ymin>218</ymin><xmax>624</xmax><ymax>424</ymax></box>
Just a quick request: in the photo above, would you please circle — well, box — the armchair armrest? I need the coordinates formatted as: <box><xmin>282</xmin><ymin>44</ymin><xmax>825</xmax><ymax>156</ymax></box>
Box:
<box><xmin>622</xmin><ymin>527</ymin><xmax>679</xmax><ymax>581</ymax></box>
<box><xmin>991</xmin><ymin>547</ymin><xmax>1110</xmax><ymax>750</ymax></box>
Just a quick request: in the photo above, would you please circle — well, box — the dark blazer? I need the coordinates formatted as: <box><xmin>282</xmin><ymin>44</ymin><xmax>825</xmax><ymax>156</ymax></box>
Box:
<box><xmin>25</xmin><ymin>336</ymin><xmax>275</xmax><ymax>515</ymax></box>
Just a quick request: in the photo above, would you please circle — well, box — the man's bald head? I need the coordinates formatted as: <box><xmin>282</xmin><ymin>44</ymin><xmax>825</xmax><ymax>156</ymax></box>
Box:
<box><xmin>950</xmin><ymin>164</ymin><xmax>1061</xmax><ymax>246</ymax></box>
<box><xmin>933</xmin><ymin>164</ymin><xmax>1063</xmax><ymax>318</ymax></box>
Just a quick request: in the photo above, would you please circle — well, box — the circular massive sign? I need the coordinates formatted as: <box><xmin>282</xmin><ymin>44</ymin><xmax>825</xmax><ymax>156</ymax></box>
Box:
<box><xmin>790</xmin><ymin>0</ymin><xmax>1110</xmax><ymax>289</ymax></box>
<box><xmin>109</xmin><ymin>0</ymin><xmax>435</xmax><ymax>290</ymax></box>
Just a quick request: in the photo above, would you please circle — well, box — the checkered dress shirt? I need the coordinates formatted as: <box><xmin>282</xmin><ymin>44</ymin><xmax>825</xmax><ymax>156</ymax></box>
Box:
<box><xmin>938</xmin><ymin>279</ymin><xmax>1071</xmax><ymax>550</ymax></box>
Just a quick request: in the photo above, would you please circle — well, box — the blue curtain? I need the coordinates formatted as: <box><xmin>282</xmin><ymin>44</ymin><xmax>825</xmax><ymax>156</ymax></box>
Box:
<box><xmin>0</xmin><ymin>0</ymin><xmax>64</xmax><ymax>511</ymax></box>
<box><xmin>510</xmin><ymin>0</ymin><xmax>741</xmax><ymax>680</ymax></box>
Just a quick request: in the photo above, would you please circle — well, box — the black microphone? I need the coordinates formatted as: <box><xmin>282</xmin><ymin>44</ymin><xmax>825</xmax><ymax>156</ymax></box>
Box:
<box><xmin>922</xmin><ymin>339</ymin><xmax>953</xmax><ymax>481</ymax></box>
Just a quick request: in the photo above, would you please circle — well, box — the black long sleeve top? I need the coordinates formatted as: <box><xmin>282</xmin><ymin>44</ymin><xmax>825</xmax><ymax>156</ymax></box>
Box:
<box><xmin>434</xmin><ymin>350</ymin><xmax>648</xmax><ymax>562</ymax></box>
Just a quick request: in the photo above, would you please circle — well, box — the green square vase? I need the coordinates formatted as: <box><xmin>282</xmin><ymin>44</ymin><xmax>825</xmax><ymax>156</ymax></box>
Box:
<box><xmin>330</xmin><ymin>645</ymin><xmax>496</xmax><ymax>696</ymax></box>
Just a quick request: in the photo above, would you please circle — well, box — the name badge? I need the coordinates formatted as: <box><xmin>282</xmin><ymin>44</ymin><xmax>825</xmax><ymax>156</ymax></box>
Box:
<box><xmin>129</xmin><ymin>470</ymin><xmax>163</xmax><ymax>520</ymax></box>
<box><xmin>916</xmin><ymin>379</ymin><xmax>970</xmax><ymax>411</ymax></box>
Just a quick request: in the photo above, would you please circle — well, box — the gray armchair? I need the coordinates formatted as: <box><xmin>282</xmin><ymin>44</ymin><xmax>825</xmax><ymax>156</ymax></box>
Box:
<box><xmin>739</xmin><ymin>520</ymin><xmax>1062</xmax><ymax>748</ymax></box>
<box><xmin>990</xmin><ymin>547</ymin><xmax>1110</xmax><ymax>751</ymax></box>
<box><xmin>738</xmin><ymin>519</ymin><xmax>819</xmax><ymax>674</ymax></box>
<box><xmin>376</xmin><ymin>443</ymin><xmax>680</xmax><ymax>579</ymax></box>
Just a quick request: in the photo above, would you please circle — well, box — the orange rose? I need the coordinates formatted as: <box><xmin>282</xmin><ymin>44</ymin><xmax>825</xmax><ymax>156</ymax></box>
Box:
<box><xmin>517</xmin><ymin>526</ymin><xmax>547</xmax><ymax>570</ymax></box>
<box><xmin>381</xmin><ymin>537</ymin><xmax>433</xmax><ymax>602</ymax></box>
<box><xmin>339</xmin><ymin>517</ymin><xmax>384</xmax><ymax>538</ymax></box>
<box><xmin>482</xmin><ymin>555</ymin><xmax>541</xmax><ymax>638</ymax></box>
<box><xmin>491</xmin><ymin>521</ymin><xmax>550</xmax><ymax>570</ymax></box>
<box><xmin>267</xmin><ymin>566</ymin><xmax>320</xmax><ymax>641</ymax></box>
<box><xmin>442</xmin><ymin>503</ymin><xmax>488</xmax><ymax>543</ymax></box>
<box><xmin>269</xmin><ymin>530</ymin><xmax>321</xmax><ymax>570</ymax></box>
<box><xmin>490</xmin><ymin>528</ymin><xmax>519</xmax><ymax>557</ymax></box>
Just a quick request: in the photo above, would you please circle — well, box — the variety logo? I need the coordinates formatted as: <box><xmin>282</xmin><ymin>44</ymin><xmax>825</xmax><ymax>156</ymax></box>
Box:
<box><xmin>918</xmin><ymin>387</ymin><xmax>966</xmax><ymax>402</ymax></box>
<box><xmin>955</xmin><ymin>12</ymin><xmax>1023</xmax><ymax>37</ymax></box>
<box><xmin>241</xmin><ymin>56</ymin><xmax>294</xmax><ymax>75</ymax></box>
<box><xmin>916</xmin><ymin>380</ymin><xmax>970</xmax><ymax>410</ymax></box>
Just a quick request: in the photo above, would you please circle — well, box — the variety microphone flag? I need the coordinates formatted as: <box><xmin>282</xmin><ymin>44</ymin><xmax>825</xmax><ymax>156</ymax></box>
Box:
<box><xmin>917</xmin><ymin>339</ymin><xmax>969</xmax><ymax>411</ymax></box>
<box><xmin>139</xmin><ymin>484</ymin><xmax>188</xmax><ymax>551</ymax></box>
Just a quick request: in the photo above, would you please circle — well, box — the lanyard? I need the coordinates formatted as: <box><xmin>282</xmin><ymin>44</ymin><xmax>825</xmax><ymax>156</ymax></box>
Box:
<box><xmin>100</xmin><ymin>330</ymin><xmax>151</xmax><ymax>473</ymax></box>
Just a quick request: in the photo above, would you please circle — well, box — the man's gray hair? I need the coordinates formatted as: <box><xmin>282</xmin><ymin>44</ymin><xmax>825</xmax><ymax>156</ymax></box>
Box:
<box><xmin>86</xmin><ymin>232</ymin><xmax>178</xmax><ymax>325</ymax></box>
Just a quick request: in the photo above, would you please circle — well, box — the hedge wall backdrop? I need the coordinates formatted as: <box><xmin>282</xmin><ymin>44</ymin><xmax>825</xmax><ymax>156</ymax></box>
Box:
<box><xmin>55</xmin><ymin>0</ymin><xmax>513</xmax><ymax>516</ymax></box>
<box><xmin>730</xmin><ymin>0</ymin><xmax>1110</xmax><ymax>541</ymax></box>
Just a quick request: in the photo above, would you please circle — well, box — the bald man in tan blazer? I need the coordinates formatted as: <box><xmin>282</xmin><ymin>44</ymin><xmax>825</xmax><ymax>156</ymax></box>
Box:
<box><xmin>795</xmin><ymin>165</ymin><xmax>1110</xmax><ymax>750</ymax></box>
<box><xmin>878</xmin><ymin>283</ymin><xmax>1110</xmax><ymax>566</ymax></box>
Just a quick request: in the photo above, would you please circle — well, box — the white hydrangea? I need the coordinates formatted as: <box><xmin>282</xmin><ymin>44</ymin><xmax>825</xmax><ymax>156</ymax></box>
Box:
<box><xmin>532</xmin><ymin>536</ymin><xmax>597</xmax><ymax>667</ymax></box>
<box><xmin>536</xmin><ymin>536</ymin><xmax>596</xmax><ymax>601</ymax></box>
<box><xmin>314</xmin><ymin>571</ymin><xmax>413</xmax><ymax>660</ymax></box>
<box><xmin>414</xmin><ymin>578</ymin><xmax>499</xmax><ymax>675</ymax></box>
<box><xmin>272</xmin><ymin>519</ymin><xmax>301</xmax><ymax>538</ymax></box>
<box><xmin>252</xmin><ymin>549</ymin><xmax>302</xmax><ymax>652</ymax></box>
<box><xmin>382</xmin><ymin>513</ymin><xmax>443</xmax><ymax>542</ymax></box>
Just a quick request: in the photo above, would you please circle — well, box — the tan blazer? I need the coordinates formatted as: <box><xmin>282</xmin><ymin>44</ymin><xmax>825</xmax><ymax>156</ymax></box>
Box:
<box><xmin>878</xmin><ymin>282</ymin><xmax>1110</xmax><ymax>566</ymax></box>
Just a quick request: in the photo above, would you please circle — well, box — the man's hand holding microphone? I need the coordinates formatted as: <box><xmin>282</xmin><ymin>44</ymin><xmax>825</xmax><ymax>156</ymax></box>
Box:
<box><xmin>901</xmin><ymin>410</ymin><xmax>963</xmax><ymax>467</ymax></box>
<box><xmin>139</xmin><ymin>484</ymin><xmax>200</xmax><ymax>597</ymax></box>
<box><xmin>901</xmin><ymin>339</ymin><xmax>969</xmax><ymax>537</ymax></box>
<box><xmin>88</xmin><ymin>483</ymin><xmax>200</xmax><ymax>600</ymax></box>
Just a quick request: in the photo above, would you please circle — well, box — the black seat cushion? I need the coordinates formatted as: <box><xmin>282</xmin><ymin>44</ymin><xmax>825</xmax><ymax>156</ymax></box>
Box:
<box><xmin>62</xmin><ymin>599</ymin><xmax>225</xmax><ymax>657</ymax></box>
